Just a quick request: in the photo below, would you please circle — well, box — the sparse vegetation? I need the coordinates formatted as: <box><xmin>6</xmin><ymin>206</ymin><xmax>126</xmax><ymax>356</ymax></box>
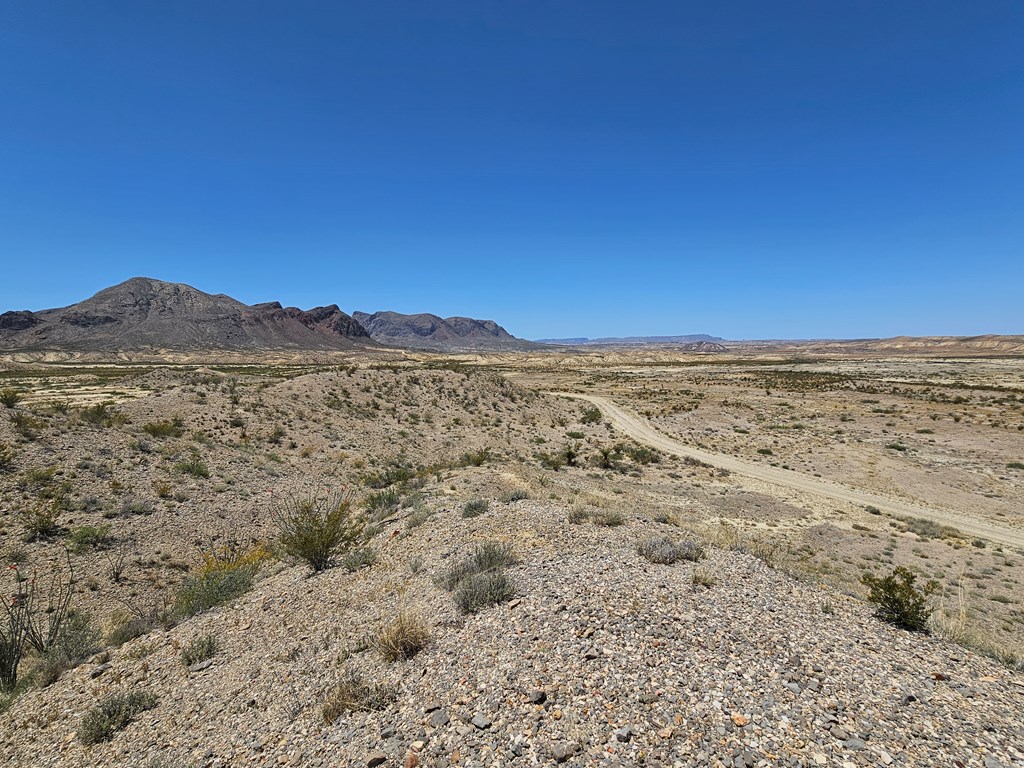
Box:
<box><xmin>0</xmin><ymin>442</ymin><xmax>16</xmax><ymax>472</ymax></box>
<box><xmin>0</xmin><ymin>389</ymin><xmax>23</xmax><ymax>408</ymax></box>
<box><xmin>861</xmin><ymin>566</ymin><xmax>938</xmax><ymax>632</ymax></box>
<box><xmin>638</xmin><ymin>536</ymin><xmax>705</xmax><ymax>564</ymax></box>
<box><xmin>275</xmin><ymin>491</ymin><xmax>363</xmax><ymax>572</ymax></box>
<box><xmin>374</xmin><ymin>610</ymin><xmax>430</xmax><ymax>661</ymax></box>
<box><xmin>341</xmin><ymin>546</ymin><xmax>376</xmax><ymax>572</ymax></box>
<box><xmin>180</xmin><ymin>634</ymin><xmax>218</xmax><ymax>666</ymax></box>
<box><xmin>173</xmin><ymin>454</ymin><xmax>210</xmax><ymax>478</ymax></box>
<box><xmin>592</xmin><ymin>509</ymin><xmax>625</xmax><ymax>527</ymax></box>
<box><xmin>322</xmin><ymin>669</ymin><xmax>396</xmax><ymax>722</ymax></box>
<box><xmin>462</xmin><ymin>498</ymin><xmax>488</xmax><ymax>518</ymax></box>
<box><xmin>142</xmin><ymin>418</ymin><xmax>185</xmax><ymax>438</ymax></box>
<box><xmin>78</xmin><ymin>690</ymin><xmax>158</xmax><ymax>745</ymax></box>
<box><xmin>69</xmin><ymin>524</ymin><xmax>112</xmax><ymax>553</ymax></box>
<box><xmin>437</xmin><ymin>541</ymin><xmax>517</xmax><ymax>613</ymax></box>
<box><xmin>453</xmin><ymin>571</ymin><xmax>516</xmax><ymax>614</ymax></box>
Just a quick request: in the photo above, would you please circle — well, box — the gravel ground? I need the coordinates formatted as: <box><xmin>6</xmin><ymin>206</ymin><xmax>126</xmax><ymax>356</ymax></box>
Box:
<box><xmin>2</xmin><ymin>498</ymin><xmax>1021</xmax><ymax>768</ymax></box>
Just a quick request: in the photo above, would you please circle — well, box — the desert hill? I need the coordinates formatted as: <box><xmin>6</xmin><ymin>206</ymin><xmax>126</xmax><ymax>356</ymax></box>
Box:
<box><xmin>353</xmin><ymin>310</ymin><xmax>539</xmax><ymax>351</ymax></box>
<box><xmin>0</xmin><ymin>278</ymin><xmax>375</xmax><ymax>354</ymax></box>
<box><xmin>0</xmin><ymin>279</ymin><xmax>538</xmax><ymax>356</ymax></box>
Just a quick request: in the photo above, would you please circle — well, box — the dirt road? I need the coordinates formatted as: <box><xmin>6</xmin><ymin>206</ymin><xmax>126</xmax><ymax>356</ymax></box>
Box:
<box><xmin>552</xmin><ymin>392</ymin><xmax>1024</xmax><ymax>550</ymax></box>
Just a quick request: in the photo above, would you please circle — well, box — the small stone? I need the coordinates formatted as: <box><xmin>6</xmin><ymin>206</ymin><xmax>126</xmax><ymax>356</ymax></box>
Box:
<box><xmin>470</xmin><ymin>714</ymin><xmax>491</xmax><ymax>730</ymax></box>
<box><xmin>658</xmin><ymin>727</ymin><xmax>674</xmax><ymax>739</ymax></box>
<box><xmin>423</xmin><ymin>702</ymin><xmax>441</xmax><ymax>713</ymax></box>
<box><xmin>381</xmin><ymin>726</ymin><xmax>397</xmax><ymax>739</ymax></box>
<box><xmin>89</xmin><ymin>663</ymin><xmax>112</xmax><ymax>679</ymax></box>
<box><xmin>550</xmin><ymin>742</ymin><xmax>579</xmax><ymax>763</ymax></box>
<box><xmin>830</xmin><ymin>726</ymin><xmax>849</xmax><ymax>740</ymax></box>
<box><xmin>366</xmin><ymin>751</ymin><xmax>387</xmax><ymax>767</ymax></box>
<box><xmin>428</xmin><ymin>710</ymin><xmax>450</xmax><ymax>728</ymax></box>
<box><xmin>188</xmin><ymin>659</ymin><xmax>213</xmax><ymax>673</ymax></box>
<box><xmin>731</xmin><ymin>714</ymin><xmax>750</xmax><ymax>727</ymax></box>
<box><xmin>614</xmin><ymin>726</ymin><xmax>634</xmax><ymax>742</ymax></box>
<box><xmin>845</xmin><ymin>738</ymin><xmax>866</xmax><ymax>750</ymax></box>
<box><xmin>583</xmin><ymin>647</ymin><xmax>600</xmax><ymax>660</ymax></box>
<box><xmin>784</xmin><ymin>682</ymin><xmax>801</xmax><ymax>694</ymax></box>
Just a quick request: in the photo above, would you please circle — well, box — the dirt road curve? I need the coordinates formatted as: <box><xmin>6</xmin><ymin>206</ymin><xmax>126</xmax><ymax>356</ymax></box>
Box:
<box><xmin>551</xmin><ymin>392</ymin><xmax>1024</xmax><ymax>550</ymax></box>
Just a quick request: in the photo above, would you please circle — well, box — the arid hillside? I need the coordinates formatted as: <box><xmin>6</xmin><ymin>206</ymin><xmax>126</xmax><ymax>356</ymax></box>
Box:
<box><xmin>0</xmin><ymin>359</ymin><xmax>1021</xmax><ymax>767</ymax></box>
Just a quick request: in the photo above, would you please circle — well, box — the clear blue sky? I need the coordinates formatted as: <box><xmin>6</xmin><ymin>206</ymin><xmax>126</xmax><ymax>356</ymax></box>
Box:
<box><xmin>1</xmin><ymin>2</ymin><xmax>1021</xmax><ymax>340</ymax></box>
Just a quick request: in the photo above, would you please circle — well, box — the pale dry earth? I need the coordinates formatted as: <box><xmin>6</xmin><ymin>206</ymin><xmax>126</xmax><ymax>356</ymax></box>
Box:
<box><xmin>552</xmin><ymin>393</ymin><xmax>1024</xmax><ymax>550</ymax></box>
<box><xmin>0</xmin><ymin>355</ymin><xmax>1022</xmax><ymax>767</ymax></box>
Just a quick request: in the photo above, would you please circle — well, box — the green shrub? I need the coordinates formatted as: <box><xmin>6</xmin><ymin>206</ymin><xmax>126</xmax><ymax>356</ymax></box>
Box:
<box><xmin>861</xmin><ymin>566</ymin><xmax>937</xmax><ymax>632</ymax></box>
<box><xmin>180</xmin><ymin>634</ymin><xmax>218</xmax><ymax>666</ymax></box>
<box><xmin>462</xmin><ymin>499</ymin><xmax>488</xmax><ymax>518</ymax></box>
<box><xmin>454</xmin><ymin>571</ymin><xmax>515</xmax><ymax>614</ymax></box>
<box><xmin>341</xmin><ymin>546</ymin><xmax>376</xmax><ymax>573</ymax></box>
<box><xmin>500</xmin><ymin>489</ymin><xmax>529</xmax><ymax>503</ymax></box>
<box><xmin>364</xmin><ymin>487</ymin><xmax>400</xmax><ymax>515</ymax></box>
<box><xmin>174</xmin><ymin>568</ymin><xmax>254</xmax><ymax>618</ymax></box>
<box><xmin>1007</xmin><ymin>462</ymin><xmax>1024</xmax><ymax>470</ymax></box>
<box><xmin>105</xmin><ymin>613</ymin><xmax>160</xmax><ymax>648</ymax></box>
<box><xmin>623</xmin><ymin>445</ymin><xmax>659</xmax><ymax>465</ymax></box>
<box><xmin>757</xmin><ymin>448</ymin><xmax>773</xmax><ymax>455</ymax></box>
<box><xmin>638</xmin><ymin>536</ymin><xmax>705</xmax><ymax>564</ymax></box>
<box><xmin>33</xmin><ymin>610</ymin><xmax>101</xmax><ymax>687</ymax></box>
<box><xmin>78</xmin><ymin>691</ymin><xmax>158</xmax><ymax>745</ymax></box>
<box><xmin>361</xmin><ymin>458</ymin><xmax>415</xmax><ymax>489</ymax></box>
<box><xmin>275</xmin><ymin>492</ymin><xmax>363</xmax><ymax>572</ymax></box>
<box><xmin>593</xmin><ymin>445</ymin><xmax>624</xmax><ymax>471</ymax></box>
<box><xmin>458</xmin><ymin>449</ymin><xmax>490</xmax><ymax>467</ymax></box>
<box><xmin>592</xmin><ymin>510</ymin><xmax>625</xmax><ymax>527</ymax></box>
<box><xmin>10</xmin><ymin>412</ymin><xmax>43</xmax><ymax>439</ymax></box>
<box><xmin>537</xmin><ymin>452</ymin><xmax>566</xmax><ymax>471</ymax></box>
<box><xmin>20</xmin><ymin>502</ymin><xmax>62</xmax><ymax>542</ymax></box>
<box><xmin>69</xmin><ymin>524</ymin><xmax>112</xmax><ymax>553</ymax></box>
<box><xmin>142</xmin><ymin>418</ymin><xmax>184</xmax><ymax>438</ymax></box>
<box><xmin>901</xmin><ymin>516</ymin><xmax>960</xmax><ymax>540</ymax></box>
<box><xmin>0</xmin><ymin>389</ymin><xmax>22</xmax><ymax>408</ymax></box>
<box><xmin>567</xmin><ymin>506</ymin><xmax>590</xmax><ymax>524</ymax></box>
<box><xmin>580</xmin><ymin>405</ymin><xmax>601</xmax><ymax>424</ymax></box>
<box><xmin>886</xmin><ymin>443</ymin><xmax>908</xmax><ymax>452</ymax></box>
<box><xmin>173</xmin><ymin>455</ymin><xmax>210</xmax><ymax>478</ymax></box>
<box><xmin>437</xmin><ymin>541</ymin><xmax>517</xmax><ymax>613</ymax></box>
<box><xmin>404</xmin><ymin>506</ymin><xmax>435</xmax><ymax>530</ymax></box>
<box><xmin>77</xmin><ymin>403</ymin><xmax>125</xmax><ymax>428</ymax></box>
<box><xmin>0</xmin><ymin>442</ymin><xmax>16</xmax><ymax>472</ymax></box>
<box><xmin>121</xmin><ymin>498</ymin><xmax>155</xmax><ymax>516</ymax></box>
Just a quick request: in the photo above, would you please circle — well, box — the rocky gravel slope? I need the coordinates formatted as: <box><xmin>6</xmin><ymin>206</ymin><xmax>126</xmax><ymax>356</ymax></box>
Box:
<box><xmin>2</xmin><ymin>497</ymin><xmax>1021</xmax><ymax>768</ymax></box>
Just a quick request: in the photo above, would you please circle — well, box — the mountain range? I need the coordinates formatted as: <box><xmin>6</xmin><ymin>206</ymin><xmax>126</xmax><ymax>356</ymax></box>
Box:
<box><xmin>0</xmin><ymin>278</ymin><xmax>526</xmax><ymax>354</ymax></box>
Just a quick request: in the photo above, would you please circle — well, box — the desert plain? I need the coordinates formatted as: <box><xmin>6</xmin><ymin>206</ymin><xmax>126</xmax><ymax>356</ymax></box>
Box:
<box><xmin>0</xmin><ymin>346</ymin><xmax>1022</xmax><ymax>767</ymax></box>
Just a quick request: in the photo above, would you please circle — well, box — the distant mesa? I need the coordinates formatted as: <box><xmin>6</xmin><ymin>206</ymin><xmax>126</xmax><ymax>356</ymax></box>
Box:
<box><xmin>0</xmin><ymin>277</ymin><xmax>531</xmax><ymax>355</ymax></box>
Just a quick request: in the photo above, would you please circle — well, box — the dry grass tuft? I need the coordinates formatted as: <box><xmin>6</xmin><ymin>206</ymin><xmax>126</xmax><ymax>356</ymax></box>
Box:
<box><xmin>374</xmin><ymin>611</ymin><xmax>430</xmax><ymax>662</ymax></box>
<box><xmin>322</xmin><ymin>669</ymin><xmax>396</xmax><ymax>722</ymax></box>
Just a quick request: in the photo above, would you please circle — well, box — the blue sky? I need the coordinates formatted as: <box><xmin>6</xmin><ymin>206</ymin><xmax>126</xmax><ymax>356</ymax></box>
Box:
<box><xmin>1</xmin><ymin>1</ymin><xmax>1021</xmax><ymax>340</ymax></box>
